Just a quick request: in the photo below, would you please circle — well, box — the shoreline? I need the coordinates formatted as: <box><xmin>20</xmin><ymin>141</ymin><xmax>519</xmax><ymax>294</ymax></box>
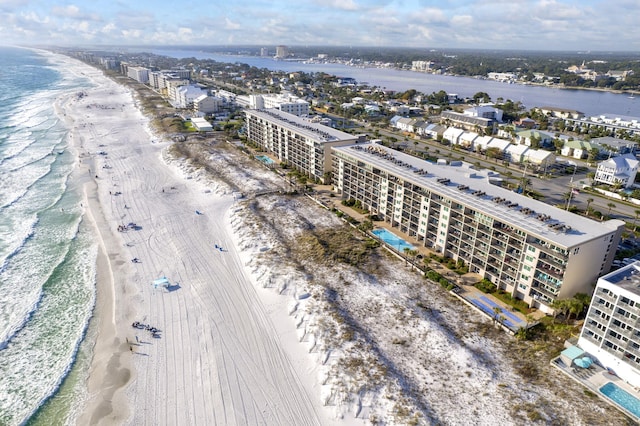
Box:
<box><xmin>52</xmin><ymin>64</ymin><xmax>136</xmax><ymax>424</ymax></box>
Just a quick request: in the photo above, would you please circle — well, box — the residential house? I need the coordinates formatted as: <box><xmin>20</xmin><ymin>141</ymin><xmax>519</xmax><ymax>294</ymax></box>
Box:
<box><xmin>504</xmin><ymin>144</ymin><xmax>530</xmax><ymax>163</ymax></box>
<box><xmin>560</xmin><ymin>140</ymin><xmax>600</xmax><ymax>160</ymax></box>
<box><xmin>442</xmin><ymin>127</ymin><xmax>464</xmax><ymax>146</ymax></box>
<box><xmin>594</xmin><ymin>154</ymin><xmax>640</xmax><ymax>188</ymax></box>
<box><xmin>524</xmin><ymin>149</ymin><xmax>556</xmax><ymax>168</ymax></box>
<box><xmin>458</xmin><ymin>131</ymin><xmax>479</xmax><ymax>149</ymax></box>
<box><xmin>516</xmin><ymin>129</ymin><xmax>555</xmax><ymax>148</ymax></box>
<box><xmin>422</xmin><ymin>123</ymin><xmax>446</xmax><ymax>140</ymax></box>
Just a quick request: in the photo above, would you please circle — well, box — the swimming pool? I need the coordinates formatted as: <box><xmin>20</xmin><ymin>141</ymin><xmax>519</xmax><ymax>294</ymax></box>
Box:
<box><xmin>600</xmin><ymin>382</ymin><xmax>640</xmax><ymax>419</ymax></box>
<box><xmin>256</xmin><ymin>155</ymin><xmax>275</xmax><ymax>165</ymax></box>
<box><xmin>372</xmin><ymin>228</ymin><xmax>415</xmax><ymax>251</ymax></box>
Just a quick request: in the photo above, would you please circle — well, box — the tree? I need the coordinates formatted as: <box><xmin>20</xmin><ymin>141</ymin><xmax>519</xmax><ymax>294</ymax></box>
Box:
<box><xmin>606</xmin><ymin>202</ymin><xmax>616</xmax><ymax>218</ymax></box>
<box><xmin>586</xmin><ymin>198</ymin><xmax>594</xmax><ymax>215</ymax></box>
<box><xmin>473</xmin><ymin>92</ymin><xmax>491</xmax><ymax>104</ymax></box>
<box><xmin>551</xmin><ymin>299</ymin><xmax>569</xmax><ymax>321</ymax></box>
<box><xmin>587</xmin><ymin>148</ymin><xmax>600</xmax><ymax>163</ymax></box>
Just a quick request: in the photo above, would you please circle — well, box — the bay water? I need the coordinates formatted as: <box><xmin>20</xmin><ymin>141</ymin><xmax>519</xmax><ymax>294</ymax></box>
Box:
<box><xmin>148</xmin><ymin>48</ymin><xmax>640</xmax><ymax>118</ymax></box>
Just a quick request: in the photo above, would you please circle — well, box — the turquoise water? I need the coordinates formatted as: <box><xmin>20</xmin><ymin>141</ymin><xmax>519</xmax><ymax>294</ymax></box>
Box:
<box><xmin>256</xmin><ymin>154</ymin><xmax>275</xmax><ymax>165</ymax></box>
<box><xmin>0</xmin><ymin>47</ymin><xmax>97</xmax><ymax>425</ymax></box>
<box><xmin>600</xmin><ymin>382</ymin><xmax>640</xmax><ymax>419</ymax></box>
<box><xmin>372</xmin><ymin>228</ymin><xmax>415</xmax><ymax>251</ymax></box>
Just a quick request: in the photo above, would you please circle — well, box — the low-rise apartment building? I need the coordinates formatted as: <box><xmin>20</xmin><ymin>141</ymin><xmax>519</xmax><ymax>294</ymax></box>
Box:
<box><xmin>244</xmin><ymin>109</ymin><xmax>364</xmax><ymax>182</ymax></box>
<box><xmin>331</xmin><ymin>142</ymin><xmax>625</xmax><ymax>312</ymax></box>
<box><xmin>578</xmin><ymin>262</ymin><xmax>640</xmax><ymax>388</ymax></box>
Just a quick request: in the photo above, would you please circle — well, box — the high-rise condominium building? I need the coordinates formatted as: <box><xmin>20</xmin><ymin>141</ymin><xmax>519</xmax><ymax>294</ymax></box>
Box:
<box><xmin>331</xmin><ymin>142</ymin><xmax>624</xmax><ymax>312</ymax></box>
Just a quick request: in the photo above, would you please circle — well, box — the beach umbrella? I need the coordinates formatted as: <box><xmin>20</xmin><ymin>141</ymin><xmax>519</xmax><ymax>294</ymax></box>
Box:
<box><xmin>152</xmin><ymin>276</ymin><xmax>170</xmax><ymax>289</ymax></box>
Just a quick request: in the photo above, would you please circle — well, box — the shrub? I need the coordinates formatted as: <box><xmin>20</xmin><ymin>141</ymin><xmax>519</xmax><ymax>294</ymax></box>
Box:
<box><xmin>476</xmin><ymin>279</ymin><xmax>497</xmax><ymax>293</ymax></box>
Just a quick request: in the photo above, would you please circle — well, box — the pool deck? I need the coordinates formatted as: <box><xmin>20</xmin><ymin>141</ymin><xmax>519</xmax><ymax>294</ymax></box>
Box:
<box><xmin>551</xmin><ymin>355</ymin><xmax>640</xmax><ymax>422</ymax></box>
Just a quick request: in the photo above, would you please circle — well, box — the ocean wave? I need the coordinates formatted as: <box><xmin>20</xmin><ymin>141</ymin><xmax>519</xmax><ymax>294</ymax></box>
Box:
<box><xmin>0</xmin><ymin>213</ymin><xmax>38</xmax><ymax>274</ymax></box>
<box><xmin>0</xmin><ymin>229</ymin><xmax>96</xmax><ymax>426</ymax></box>
<box><xmin>0</xmin><ymin>155</ymin><xmax>57</xmax><ymax>209</ymax></box>
<box><xmin>0</xmin><ymin>201</ymin><xmax>83</xmax><ymax>346</ymax></box>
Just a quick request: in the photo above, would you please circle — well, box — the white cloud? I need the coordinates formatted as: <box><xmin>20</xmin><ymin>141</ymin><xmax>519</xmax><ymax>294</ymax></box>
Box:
<box><xmin>224</xmin><ymin>17</ymin><xmax>241</xmax><ymax>30</ymax></box>
<box><xmin>451</xmin><ymin>15</ymin><xmax>473</xmax><ymax>26</ymax></box>
<box><xmin>316</xmin><ymin>0</ymin><xmax>359</xmax><ymax>11</ymax></box>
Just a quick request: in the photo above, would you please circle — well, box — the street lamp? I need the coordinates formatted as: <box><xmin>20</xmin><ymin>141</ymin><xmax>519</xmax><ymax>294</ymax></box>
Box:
<box><xmin>566</xmin><ymin>163</ymin><xmax>578</xmax><ymax>211</ymax></box>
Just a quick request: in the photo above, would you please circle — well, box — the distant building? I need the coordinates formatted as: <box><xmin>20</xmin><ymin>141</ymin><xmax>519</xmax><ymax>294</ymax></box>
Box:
<box><xmin>411</xmin><ymin>61</ymin><xmax>435</xmax><ymax>72</ymax></box>
<box><xmin>193</xmin><ymin>94</ymin><xmax>223</xmax><ymax>115</ymax></box>
<box><xmin>275</xmin><ymin>45</ymin><xmax>289</xmax><ymax>59</ymax></box>
<box><xmin>174</xmin><ymin>85</ymin><xmax>206</xmax><ymax>109</ymax></box>
<box><xmin>591</xmin><ymin>136</ymin><xmax>638</xmax><ymax>156</ymax></box>
<box><xmin>248</xmin><ymin>92</ymin><xmax>309</xmax><ymax>116</ymax></box>
<box><xmin>487</xmin><ymin>72</ymin><xmax>517</xmax><ymax>82</ymax></box>
<box><xmin>514</xmin><ymin>117</ymin><xmax>537</xmax><ymax>128</ymax></box>
<box><xmin>190</xmin><ymin>117</ymin><xmax>213</xmax><ymax>131</ymax></box>
<box><xmin>127</xmin><ymin>66</ymin><xmax>149</xmax><ymax>84</ymax></box>
<box><xmin>533</xmin><ymin>107</ymin><xmax>584</xmax><ymax>120</ymax></box>
<box><xmin>440</xmin><ymin>111</ymin><xmax>495</xmax><ymax>134</ymax></box>
<box><xmin>578</xmin><ymin>262</ymin><xmax>640</xmax><ymax>388</ymax></box>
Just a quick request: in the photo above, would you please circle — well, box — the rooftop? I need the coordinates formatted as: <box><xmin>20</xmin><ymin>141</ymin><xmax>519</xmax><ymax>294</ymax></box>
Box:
<box><xmin>601</xmin><ymin>262</ymin><xmax>640</xmax><ymax>296</ymax></box>
<box><xmin>245</xmin><ymin>108</ymin><xmax>356</xmax><ymax>143</ymax></box>
<box><xmin>334</xmin><ymin>142</ymin><xmax>624</xmax><ymax>247</ymax></box>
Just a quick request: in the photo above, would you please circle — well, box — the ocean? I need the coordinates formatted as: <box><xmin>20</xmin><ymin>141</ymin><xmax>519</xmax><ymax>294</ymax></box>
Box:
<box><xmin>0</xmin><ymin>47</ymin><xmax>97</xmax><ymax>425</ymax></box>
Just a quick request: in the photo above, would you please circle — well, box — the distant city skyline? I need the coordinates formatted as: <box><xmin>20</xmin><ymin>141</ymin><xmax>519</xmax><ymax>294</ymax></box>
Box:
<box><xmin>1</xmin><ymin>0</ymin><xmax>638</xmax><ymax>52</ymax></box>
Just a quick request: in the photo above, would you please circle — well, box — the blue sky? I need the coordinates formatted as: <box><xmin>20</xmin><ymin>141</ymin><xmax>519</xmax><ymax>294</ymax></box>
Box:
<box><xmin>0</xmin><ymin>0</ymin><xmax>637</xmax><ymax>51</ymax></box>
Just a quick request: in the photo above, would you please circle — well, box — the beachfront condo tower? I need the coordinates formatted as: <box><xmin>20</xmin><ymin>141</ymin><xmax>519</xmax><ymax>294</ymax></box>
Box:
<box><xmin>578</xmin><ymin>262</ymin><xmax>640</xmax><ymax>387</ymax></box>
<box><xmin>244</xmin><ymin>109</ymin><xmax>364</xmax><ymax>183</ymax></box>
<box><xmin>331</xmin><ymin>142</ymin><xmax>625</xmax><ymax>313</ymax></box>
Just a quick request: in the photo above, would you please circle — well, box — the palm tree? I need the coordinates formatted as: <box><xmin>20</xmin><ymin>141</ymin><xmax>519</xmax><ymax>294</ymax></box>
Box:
<box><xmin>586</xmin><ymin>198</ymin><xmax>594</xmax><ymax>215</ymax></box>
<box><xmin>634</xmin><ymin>209</ymin><xmax>640</xmax><ymax>231</ymax></box>
<box><xmin>606</xmin><ymin>202</ymin><xmax>616</xmax><ymax>219</ymax></box>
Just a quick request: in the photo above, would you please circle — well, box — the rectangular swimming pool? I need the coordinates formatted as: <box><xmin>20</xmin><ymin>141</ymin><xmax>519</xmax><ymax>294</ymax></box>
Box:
<box><xmin>372</xmin><ymin>228</ymin><xmax>415</xmax><ymax>251</ymax></box>
<box><xmin>256</xmin><ymin>155</ymin><xmax>275</xmax><ymax>165</ymax></box>
<box><xmin>600</xmin><ymin>382</ymin><xmax>640</xmax><ymax>419</ymax></box>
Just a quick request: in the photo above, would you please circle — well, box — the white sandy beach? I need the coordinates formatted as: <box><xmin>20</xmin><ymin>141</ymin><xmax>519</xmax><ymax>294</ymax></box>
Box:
<box><xmin>55</xmin><ymin>58</ymin><xmax>342</xmax><ymax>426</ymax></box>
